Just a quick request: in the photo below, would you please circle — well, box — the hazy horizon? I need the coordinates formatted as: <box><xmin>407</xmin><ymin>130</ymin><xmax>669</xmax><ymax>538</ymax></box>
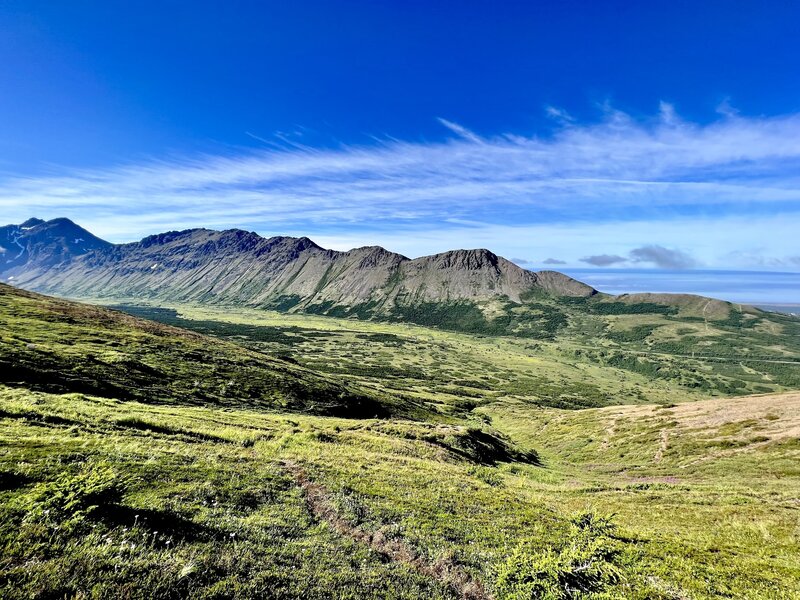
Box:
<box><xmin>557</xmin><ymin>268</ymin><xmax>800</xmax><ymax>306</ymax></box>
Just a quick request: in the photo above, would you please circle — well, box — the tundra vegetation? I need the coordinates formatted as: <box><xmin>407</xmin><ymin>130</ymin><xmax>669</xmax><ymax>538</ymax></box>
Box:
<box><xmin>1</xmin><ymin>283</ymin><xmax>799</xmax><ymax>599</ymax></box>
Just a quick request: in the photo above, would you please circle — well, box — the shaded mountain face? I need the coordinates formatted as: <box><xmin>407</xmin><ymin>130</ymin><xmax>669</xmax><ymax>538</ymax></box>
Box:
<box><xmin>3</xmin><ymin>219</ymin><xmax>596</xmax><ymax>314</ymax></box>
<box><xmin>0</xmin><ymin>218</ymin><xmax>111</xmax><ymax>275</ymax></box>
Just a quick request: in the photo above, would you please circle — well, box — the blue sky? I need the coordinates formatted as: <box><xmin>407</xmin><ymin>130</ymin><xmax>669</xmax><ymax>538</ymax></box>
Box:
<box><xmin>1</xmin><ymin>1</ymin><xmax>800</xmax><ymax>272</ymax></box>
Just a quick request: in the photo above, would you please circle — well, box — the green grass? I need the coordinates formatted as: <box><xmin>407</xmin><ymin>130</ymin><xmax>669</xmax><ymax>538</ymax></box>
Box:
<box><xmin>1</xmin><ymin>284</ymin><xmax>799</xmax><ymax>598</ymax></box>
<box><xmin>2</xmin><ymin>386</ymin><xmax>798</xmax><ymax>598</ymax></box>
<box><xmin>0</xmin><ymin>388</ymin><xmax>461</xmax><ymax>599</ymax></box>
<box><xmin>0</xmin><ymin>285</ymin><xmax>405</xmax><ymax>419</ymax></box>
<box><xmin>108</xmin><ymin>297</ymin><xmax>800</xmax><ymax>407</ymax></box>
<box><xmin>480</xmin><ymin>396</ymin><xmax>800</xmax><ymax>599</ymax></box>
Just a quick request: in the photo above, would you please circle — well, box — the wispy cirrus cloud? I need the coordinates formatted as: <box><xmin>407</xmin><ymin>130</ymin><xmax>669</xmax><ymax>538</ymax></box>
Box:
<box><xmin>2</xmin><ymin>105</ymin><xmax>800</xmax><ymax>268</ymax></box>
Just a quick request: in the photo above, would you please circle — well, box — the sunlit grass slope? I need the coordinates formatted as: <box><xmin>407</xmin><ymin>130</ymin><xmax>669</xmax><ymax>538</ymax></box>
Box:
<box><xmin>1</xmin><ymin>285</ymin><xmax>799</xmax><ymax>598</ymax></box>
<box><xmin>482</xmin><ymin>394</ymin><xmax>800</xmax><ymax>599</ymax></box>
<box><xmin>0</xmin><ymin>283</ymin><xmax>401</xmax><ymax>419</ymax></box>
<box><xmin>2</xmin><ymin>387</ymin><xmax>799</xmax><ymax>598</ymax></box>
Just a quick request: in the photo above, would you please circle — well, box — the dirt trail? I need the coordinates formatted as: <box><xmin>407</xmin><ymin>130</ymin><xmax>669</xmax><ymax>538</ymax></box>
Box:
<box><xmin>702</xmin><ymin>299</ymin><xmax>712</xmax><ymax>332</ymax></box>
<box><xmin>282</xmin><ymin>460</ymin><xmax>491</xmax><ymax>600</ymax></box>
<box><xmin>600</xmin><ymin>414</ymin><xmax>620</xmax><ymax>451</ymax></box>
<box><xmin>654</xmin><ymin>429</ymin><xmax>669</xmax><ymax>463</ymax></box>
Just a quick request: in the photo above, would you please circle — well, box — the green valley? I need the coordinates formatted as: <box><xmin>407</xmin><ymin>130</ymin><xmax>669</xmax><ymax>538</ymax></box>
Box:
<box><xmin>107</xmin><ymin>292</ymin><xmax>800</xmax><ymax>407</ymax></box>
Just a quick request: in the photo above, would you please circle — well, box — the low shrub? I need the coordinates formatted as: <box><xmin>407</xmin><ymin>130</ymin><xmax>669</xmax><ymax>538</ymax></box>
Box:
<box><xmin>21</xmin><ymin>461</ymin><xmax>126</xmax><ymax>535</ymax></box>
<box><xmin>495</xmin><ymin>513</ymin><xmax>624</xmax><ymax>599</ymax></box>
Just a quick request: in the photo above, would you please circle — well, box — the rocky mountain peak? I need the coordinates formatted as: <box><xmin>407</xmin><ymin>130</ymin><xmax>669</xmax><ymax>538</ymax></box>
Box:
<box><xmin>138</xmin><ymin>229</ymin><xmax>202</xmax><ymax>249</ymax></box>
<box><xmin>418</xmin><ymin>248</ymin><xmax>501</xmax><ymax>271</ymax></box>
<box><xmin>350</xmin><ymin>245</ymin><xmax>408</xmax><ymax>269</ymax></box>
<box><xmin>19</xmin><ymin>217</ymin><xmax>46</xmax><ymax>228</ymax></box>
<box><xmin>1</xmin><ymin>218</ymin><xmax>111</xmax><ymax>276</ymax></box>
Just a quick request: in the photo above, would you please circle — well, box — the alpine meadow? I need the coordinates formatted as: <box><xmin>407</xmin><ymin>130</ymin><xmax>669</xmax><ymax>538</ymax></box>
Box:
<box><xmin>2</xmin><ymin>3</ymin><xmax>800</xmax><ymax>599</ymax></box>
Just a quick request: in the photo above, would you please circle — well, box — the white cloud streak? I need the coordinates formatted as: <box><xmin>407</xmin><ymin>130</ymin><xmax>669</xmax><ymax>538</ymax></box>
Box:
<box><xmin>1</xmin><ymin>107</ymin><xmax>800</xmax><ymax>268</ymax></box>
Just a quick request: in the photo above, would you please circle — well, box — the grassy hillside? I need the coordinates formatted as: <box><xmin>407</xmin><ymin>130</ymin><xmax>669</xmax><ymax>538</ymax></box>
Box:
<box><xmin>480</xmin><ymin>393</ymin><xmax>800</xmax><ymax>599</ymax></box>
<box><xmin>1</xmin><ymin>387</ymin><xmax>798</xmax><ymax>598</ymax></box>
<box><xmin>0</xmin><ymin>283</ymin><xmax>396</xmax><ymax>418</ymax></box>
<box><xmin>1</xmin><ymin>286</ymin><xmax>799</xmax><ymax>598</ymax></box>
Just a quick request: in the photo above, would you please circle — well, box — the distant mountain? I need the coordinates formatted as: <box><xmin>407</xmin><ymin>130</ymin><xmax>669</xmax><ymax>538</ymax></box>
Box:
<box><xmin>2</xmin><ymin>219</ymin><xmax>596</xmax><ymax>319</ymax></box>
<box><xmin>0</xmin><ymin>217</ymin><xmax>111</xmax><ymax>274</ymax></box>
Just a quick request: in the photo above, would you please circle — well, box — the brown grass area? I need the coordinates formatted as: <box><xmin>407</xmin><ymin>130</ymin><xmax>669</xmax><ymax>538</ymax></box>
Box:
<box><xmin>619</xmin><ymin>392</ymin><xmax>800</xmax><ymax>442</ymax></box>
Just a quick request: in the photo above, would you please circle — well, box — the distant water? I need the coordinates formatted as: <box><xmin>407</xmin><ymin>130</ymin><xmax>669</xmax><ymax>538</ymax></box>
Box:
<box><xmin>555</xmin><ymin>268</ymin><xmax>800</xmax><ymax>308</ymax></box>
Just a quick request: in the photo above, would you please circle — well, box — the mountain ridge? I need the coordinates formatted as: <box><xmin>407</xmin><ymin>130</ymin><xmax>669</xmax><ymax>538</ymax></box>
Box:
<box><xmin>1</xmin><ymin>218</ymin><xmax>596</xmax><ymax>316</ymax></box>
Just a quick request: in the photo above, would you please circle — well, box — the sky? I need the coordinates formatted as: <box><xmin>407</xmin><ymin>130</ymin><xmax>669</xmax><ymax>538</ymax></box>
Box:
<box><xmin>1</xmin><ymin>1</ymin><xmax>800</xmax><ymax>275</ymax></box>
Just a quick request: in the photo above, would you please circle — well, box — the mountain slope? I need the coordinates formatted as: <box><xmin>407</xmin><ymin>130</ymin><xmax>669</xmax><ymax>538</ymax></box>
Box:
<box><xmin>0</xmin><ymin>282</ymin><xmax>394</xmax><ymax>418</ymax></box>
<box><xmin>2</xmin><ymin>220</ymin><xmax>595</xmax><ymax>316</ymax></box>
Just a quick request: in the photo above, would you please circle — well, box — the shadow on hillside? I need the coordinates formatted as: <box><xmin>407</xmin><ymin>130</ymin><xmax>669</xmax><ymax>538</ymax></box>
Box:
<box><xmin>441</xmin><ymin>428</ymin><xmax>542</xmax><ymax>466</ymax></box>
<box><xmin>92</xmin><ymin>504</ymin><xmax>218</xmax><ymax>542</ymax></box>
<box><xmin>0</xmin><ymin>470</ymin><xmax>34</xmax><ymax>491</ymax></box>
